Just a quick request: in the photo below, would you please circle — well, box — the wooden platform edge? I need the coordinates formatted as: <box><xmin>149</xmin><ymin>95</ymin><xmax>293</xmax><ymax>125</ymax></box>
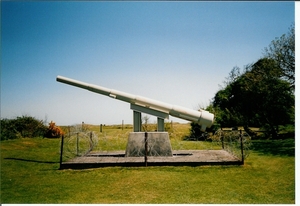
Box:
<box><xmin>59</xmin><ymin>160</ymin><xmax>243</xmax><ymax>169</ymax></box>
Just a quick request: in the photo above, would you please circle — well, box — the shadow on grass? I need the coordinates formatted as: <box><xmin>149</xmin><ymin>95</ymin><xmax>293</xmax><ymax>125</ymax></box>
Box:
<box><xmin>4</xmin><ymin>157</ymin><xmax>59</xmax><ymax>164</ymax></box>
<box><xmin>251</xmin><ymin>139</ymin><xmax>295</xmax><ymax>156</ymax></box>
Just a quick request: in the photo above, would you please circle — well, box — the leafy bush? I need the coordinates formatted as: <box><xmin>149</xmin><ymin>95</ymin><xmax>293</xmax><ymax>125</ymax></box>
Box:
<box><xmin>1</xmin><ymin>116</ymin><xmax>47</xmax><ymax>140</ymax></box>
<box><xmin>185</xmin><ymin>122</ymin><xmax>208</xmax><ymax>141</ymax></box>
<box><xmin>1</xmin><ymin>118</ymin><xmax>19</xmax><ymax>140</ymax></box>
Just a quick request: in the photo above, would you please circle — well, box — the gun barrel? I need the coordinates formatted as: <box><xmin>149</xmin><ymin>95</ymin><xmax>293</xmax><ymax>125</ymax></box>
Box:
<box><xmin>56</xmin><ymin>75</ymin><xmax>214</xmax><ymax>130</ymax></box>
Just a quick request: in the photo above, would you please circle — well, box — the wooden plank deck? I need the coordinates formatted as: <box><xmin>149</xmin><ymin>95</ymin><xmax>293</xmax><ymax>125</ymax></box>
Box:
<box><xmin>60</xmin><ymin>150</ymin><xmax>242</xmax><ymax>169</ymax></box>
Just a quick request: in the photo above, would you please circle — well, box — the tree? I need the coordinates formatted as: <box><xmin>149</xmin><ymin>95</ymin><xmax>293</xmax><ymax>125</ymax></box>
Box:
<box><xmin>187</xmin><ymin>105</ymin><xmax>220</xmax><ymax>140</ymax></box>
<box><xmin>189</xmin><ymin>25</ymin><xmax>295</xmax><ymax>139</ymax></box>
<box><xmin>263</xmin><ymin>24</ymin><xmax>295</xmax><ymax>90</ymax></box>
<box><xmin>213</xmin><ymin>58</ymin><xmax>294</xmax><ymax>137</ymax></box>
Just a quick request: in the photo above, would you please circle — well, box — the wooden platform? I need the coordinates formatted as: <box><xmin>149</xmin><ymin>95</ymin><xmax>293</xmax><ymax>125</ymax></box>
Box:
<box><xmin>60</xmin><ymin>150</ymin><xmax>242</xmax><ymax>169</ymax></box>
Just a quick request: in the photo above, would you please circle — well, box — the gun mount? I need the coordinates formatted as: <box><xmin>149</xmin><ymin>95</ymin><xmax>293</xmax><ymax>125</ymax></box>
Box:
<box><xmin>57</xmin><ymin>75</ymin><xmax>215</xmax><ymax>157</ymax></box>
<box><xmin>56</xmin><ymin>75</ymin><xmax>214</xmax><ymax>132</ymax></box>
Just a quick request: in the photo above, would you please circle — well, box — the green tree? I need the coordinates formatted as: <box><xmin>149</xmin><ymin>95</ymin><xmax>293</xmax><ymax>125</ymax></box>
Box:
<box><xmin>263</xmin><ymin>24</ymin><xmax>295</xmax><ymax>89</ymax></box>
<box><xmin>189</xmin><ymin>26</ymin><xmax>295</xmax><ymax>139</ymax></box>
<box><xmin>213</xmin><ymin>58</ymin><xmax>294</xmax><ymax>137</ymax></box>
<box><xmin>187</xmin><ymin>105</ymin><xmax>220</xmax><ymax>140</ymax></box>
<box><xmin>213</xmin><ymin>84</ymin><xmax>244</xmax><ymax>128</ymax></box>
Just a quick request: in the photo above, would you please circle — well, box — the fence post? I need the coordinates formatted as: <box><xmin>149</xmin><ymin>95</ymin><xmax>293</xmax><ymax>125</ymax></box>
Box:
<box><xmin>145</xmin><ymin>132</ymin><xmax>148</xmax><ymax>167</ymax></box>
<box><xmin>59</xmin><ymin>135</ymin><xmax>64</xmax><ymax>169</ymax></box>
<box><xmin>90</xmin><ymin>131</ymin><xmax>93</xmax><ymax>151</ymax></box>
<box><xmin>221</xmin><ymin>128</ymin><xmax>224</xmax><ymax>149</ymax></box>
<box><xmin>240</xmin><ymin>129</ymin><xmax>244</xmax><ymax>164</ymax></box>
<box><xmin>68</xmin><ymin>126</ymin><xmax>70</xmax><ymax>137</ymax></box>
<box><xmin>76</xmin><ymin>132</ymin><xmax>79</xmax><ymax>156</ymax></box>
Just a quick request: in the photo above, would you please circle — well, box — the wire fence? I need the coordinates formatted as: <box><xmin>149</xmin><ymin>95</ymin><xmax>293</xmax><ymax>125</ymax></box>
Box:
<box><xmin>213</xmin><ymin>129</ymin><xmax>252</xmax><ymax>160</ymax></box>
<box><xmin>59</xmin><ymin>125</ymin><xmax>251</xmax><ymax>166</ymax></box>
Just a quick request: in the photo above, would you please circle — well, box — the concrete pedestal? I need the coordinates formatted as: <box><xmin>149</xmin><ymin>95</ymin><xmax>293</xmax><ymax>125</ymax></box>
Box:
<box><xmin>125</xmin><ymin>132</ymin><xmax>173</xmax><ymax>157</ymax></box>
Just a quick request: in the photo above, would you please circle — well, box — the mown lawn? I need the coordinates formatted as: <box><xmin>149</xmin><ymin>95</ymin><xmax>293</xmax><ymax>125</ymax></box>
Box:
<box><xmin>0</xmin><ymin>135</ymin><xmax>295</xmax><ymax>203</ymax></box>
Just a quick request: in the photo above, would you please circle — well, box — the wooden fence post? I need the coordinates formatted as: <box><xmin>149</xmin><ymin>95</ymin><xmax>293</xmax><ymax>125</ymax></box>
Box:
<box><xmin>59</xmin><ymin>135</ymin><xmax>64</xmax><ymax>169</ymax></box>
<box><xmin>221</xmin><ymin>128</ymin><xmax>224</xmax><ymax>149</ymax></box>
<box><xmin>145</xmin><ymin>132</ymin><xmax>148</xmax><ymax>167</ymax></box>
<box><xmin>240</xmin><ymin>129</ymin><xmax>244</xmax><ymax>164</ymax></box>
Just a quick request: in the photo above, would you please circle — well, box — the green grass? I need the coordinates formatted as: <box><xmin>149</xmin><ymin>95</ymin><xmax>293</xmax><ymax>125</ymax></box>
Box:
<box><xmin>0</xmin><ymin>125</ymin><xmax>295</xmax><ymax>204</ymax></box>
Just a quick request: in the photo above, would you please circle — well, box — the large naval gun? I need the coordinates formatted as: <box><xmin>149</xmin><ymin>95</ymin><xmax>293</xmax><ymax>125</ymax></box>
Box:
<box><xmin>56</xmin><ymin>75</ymin><xmax>214</xmax><ymax>131</ymax></box>
<box><xmin>56</xmin><ymin>75</ymin><xmax>214</xmax><ymax>157</ymax></box>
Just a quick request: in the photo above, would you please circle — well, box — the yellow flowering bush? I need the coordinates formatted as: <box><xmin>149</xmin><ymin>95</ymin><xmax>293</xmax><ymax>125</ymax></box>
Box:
<box><xmin>44</xmin><ymin>121</ymin><xmax>64</xmax><ymax>138</ymax></box>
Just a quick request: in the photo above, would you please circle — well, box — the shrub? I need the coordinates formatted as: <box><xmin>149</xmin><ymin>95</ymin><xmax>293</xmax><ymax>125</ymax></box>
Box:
<box><xmin>0</xmin><ymin>116</ymin><xmax>47</xmax><ymax>140</ymax></box>
<box><xmin>14</xmin><ymin>116</ymin><xmax>47</xmax><ymax>138</ymax></box>
<box><xmin>185</xmin><ymin>122</ymin><xmax>208</xmax><ymax>141</ymax></box>
<box><xmin>44</xmin><ymin>121</ymin><xmax>64</xmax><ymax>138</ymax></box>
<box><xmin>1</xmin><ymin>118</ymin><xmax>18</xmax><ymax>140</ymax></box>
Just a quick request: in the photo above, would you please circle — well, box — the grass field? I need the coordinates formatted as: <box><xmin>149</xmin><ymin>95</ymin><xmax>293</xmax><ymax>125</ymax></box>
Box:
<box><xmin>0</xmin><ymin>124</ymin><xmax>295</xmax><ymax>204</ymax></box>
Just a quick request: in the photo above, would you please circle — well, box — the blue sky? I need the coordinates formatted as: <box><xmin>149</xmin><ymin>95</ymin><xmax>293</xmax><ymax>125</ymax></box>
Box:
<box><xmin>1</xmin><ymin>2</ymin><xmax>296</xmax><ymax>126</ymax></box>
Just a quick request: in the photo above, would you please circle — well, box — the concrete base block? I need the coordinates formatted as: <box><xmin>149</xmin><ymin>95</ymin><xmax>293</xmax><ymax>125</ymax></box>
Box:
<box><xmin>125</xmin><ymin>132</ymin><xmax>173</xmax><ymax>157</ymax></box>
